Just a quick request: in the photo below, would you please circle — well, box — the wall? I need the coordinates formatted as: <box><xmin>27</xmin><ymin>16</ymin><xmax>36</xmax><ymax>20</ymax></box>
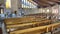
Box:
<box><xmin>22</xmin><ymin>8</ymin><xmax>44</xmax><ymax>15</ymax></box>
<box><xmin>23</xmin><ymin>8</ymin><xmax>40</xmax><ymax>15</ymax></box>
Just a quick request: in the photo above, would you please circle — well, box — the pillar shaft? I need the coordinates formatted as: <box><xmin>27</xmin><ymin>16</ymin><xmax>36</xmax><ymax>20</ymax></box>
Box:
<box><xmin>58</xmin><ymin>5</ymin><xmax>60</xmax><ymax>19</ymax></box>
<box><xmin>11</xmin><ymin>0</ymin><xmax>18</xmax><ymax>12</ymax></box>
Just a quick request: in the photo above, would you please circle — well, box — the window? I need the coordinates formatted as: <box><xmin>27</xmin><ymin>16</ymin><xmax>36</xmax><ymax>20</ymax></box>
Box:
<box><xmin>6</xmin><ymin>0</ymin><xmax>11</xmax><ymax>8</ymax></box>
<box><xmin>0</xmin><ymin>8</ymin><xmax>4</xmax><ymax>14</ymax></box>
<box><xmin>22</xmin><ymin>0</ymin><xmax>37</xmax><ymax>8</ymax></box>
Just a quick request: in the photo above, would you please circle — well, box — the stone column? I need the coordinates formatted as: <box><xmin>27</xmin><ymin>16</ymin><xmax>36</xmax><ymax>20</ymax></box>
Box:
<box><xmin>11</xmin><ymin>0</ymin><xmax>18</xmax><ymax>12</ymax></box>
<box><xmin>58</xmin><ymin>5</ymin><xmax>60</xmax><ymax>19</ymax></box>
<box><xmin>11</xmin><ymin>0</ymin><xmax>22</xmax><ymax>17</ymax></box>
<box><xmin>11</xmin><ymin>0</ymin><xmax>22</xmax><ymax>12</ymax></box>
<box><xmin>18</xmin><ymin>0</ymin><xmax>22</xmax><ymax>9</ymax></box>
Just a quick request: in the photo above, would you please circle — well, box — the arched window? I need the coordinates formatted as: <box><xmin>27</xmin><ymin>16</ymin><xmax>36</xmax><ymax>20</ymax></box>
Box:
<box><xmin>0</xmin><ymin>7</ymin><xmax>4</xmax><ymax>14</ymax></box>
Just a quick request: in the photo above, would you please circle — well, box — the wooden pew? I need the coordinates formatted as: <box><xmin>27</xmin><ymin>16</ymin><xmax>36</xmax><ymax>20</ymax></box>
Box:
<box><xmin>9</xmin><ymin>23</ymin><xmax>60</xmax><ymax>34</ymax></box>
<box><xmin>4</xmin><ymin>16</ymin><xmax>51</xmax><ymax>33</ymax></box>
<box><xmin>46</xmin><ymin>23</ymin><xmax>60</xmax><ymax>32</ymax></box>
<box><xmin>10</xmin><ymin>26</ymin><xmax>47</xmax><ymax>34</ymax></box>
<box><xmin>6</xmin><ymin>20</ymin><xmax>51</xmax><ymax>33</ymax></box>
<box><xmin>4</xmin><ymin>17</ymin><xmax>47</xmax><ymax>25</ymax></box>
<box><xmin>4</xmin><ymin>17</ymin><xmax>35</xmax><ymax>25</ymax></box>
<box><xmin>6</xmin><ymin>20</ymin><xmax>51</xmax><ymax>28</ymax></box>
<box><xmin>51</xmin><ymin>23</ymin><xmax>60</xmax><ymax>31</ymax></box>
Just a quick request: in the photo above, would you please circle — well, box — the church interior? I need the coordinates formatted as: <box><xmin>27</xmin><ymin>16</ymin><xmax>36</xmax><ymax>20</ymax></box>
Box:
<box><xmin>0</xmin><ymin>0</ymin><xmax>60</xmax><ymax>34</ymax></box>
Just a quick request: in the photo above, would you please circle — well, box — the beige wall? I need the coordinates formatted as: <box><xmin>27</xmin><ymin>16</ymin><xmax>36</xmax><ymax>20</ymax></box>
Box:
<box><xmin>22</xmin><ymin>8</ymin><xmax>44</xmax><ymax>15</ymax></box>
<box><xmin>22</xmin><ymin>8</ymin><xmax>53</xmax><ymax>15</ymax></box>
<box><xmin>11</xmin><ymin>0</ymin><xmax>19</xmax><ymax>12</ymax></box>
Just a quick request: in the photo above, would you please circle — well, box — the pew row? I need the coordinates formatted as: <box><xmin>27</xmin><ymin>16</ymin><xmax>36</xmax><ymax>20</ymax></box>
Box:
<box><xmin>10</xmin><ymin>26</ymin><xmax>47</xmax><ymax>34</ymax></box>
<box><xmin>4</xmin><ymin>17</ymin><xmax>51</xmax><ymax>33</ymax></box>
<box><xmin>6</xmin><ymin>20</ymin><xmax>51</xmax><ymax>28</ymax></box>
<box><xmin>4</xmin><ymin>17</ymin><xmax>47</xmax><ymax>25</ymax></box>
<box><xmin>10</xmin><ymin>23</ymin><xmax>60</xmax><ymax>34</ymax></box>
<box><xmin>6</xmin><ymin>20</ymin><xmax>51</xmax><ymax>33</ymax></box>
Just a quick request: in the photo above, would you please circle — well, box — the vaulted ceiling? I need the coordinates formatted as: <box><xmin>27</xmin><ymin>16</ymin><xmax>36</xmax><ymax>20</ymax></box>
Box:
<box><xmin>32</xmin><ymin>0</ymin><xmax>60</xmax><ymax>8</ymax></box>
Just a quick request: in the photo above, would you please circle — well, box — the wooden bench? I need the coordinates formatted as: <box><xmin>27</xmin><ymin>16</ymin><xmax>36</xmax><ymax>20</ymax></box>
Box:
<box><xmin>6</xmin><ymin>20</ymin><xmax>51</xmax><ymax>28</ymax></box>
<box><xmin>4</xmin><ymin>17</ymin><xmax>47</xmax><ymax>25</ymax></box>
<box><xmin>6</xmin><ymin>20</ymin><xmax>51</xmax><ymax>33</ymax></box>
<box><xmin>4</xmin><ymin>17</ymin><xmax>50</xmax><ymax>32</ymax></box>
<box><xmin>10</xmin><ymin>23</ymin><xmax>60</xmax><ymax>34</ymax></box>
<box><xmin>46</xmin><ymin>23</ymin><xmax>60</xmax><ymax>32</ymax></box>
<box><xmin>10</xmin><ymin>26</ymin><xmax>47</xmax><ymax>34</ymax></box>
<box><xmin>51</xmin><ymin>23</ymin><xmax>60</xmax><ymax>31</ymax></box>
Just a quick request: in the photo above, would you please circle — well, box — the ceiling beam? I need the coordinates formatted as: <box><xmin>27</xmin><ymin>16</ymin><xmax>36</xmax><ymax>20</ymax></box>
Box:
<box><xmin>48</xmin><ymin>0</ymin><xmax>59</xmax><ymax>2</ymax></box>
<box><xmin>38</xmin><ymin>0</ymin><xmax>56</xmax><ymax>5</ymax></box>
<box><xmin>33</xmin><ymin>0</ymin><xmax>50</xmax><ymax>6</ymax></box>
<box><xmin>33</xmin><ymin>0</ymin><xmax>59</xmax><ymax>7</ymax></box>
<box><xmin>28</xmin><ymin>0</ymin><xmax>37</xmax><ymax>6</ymax></box>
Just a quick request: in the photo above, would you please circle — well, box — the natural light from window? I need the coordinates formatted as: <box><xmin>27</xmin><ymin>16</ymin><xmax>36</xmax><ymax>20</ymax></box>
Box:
<box><xmin>6</xmin><ymin>0</ymin><xmax>11</xmax><ymax>8</ymax></box>
<box><xmin>22</xmin><ymin>0</ymin><xmax>37</xmax><ymax>8</ymax></box>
